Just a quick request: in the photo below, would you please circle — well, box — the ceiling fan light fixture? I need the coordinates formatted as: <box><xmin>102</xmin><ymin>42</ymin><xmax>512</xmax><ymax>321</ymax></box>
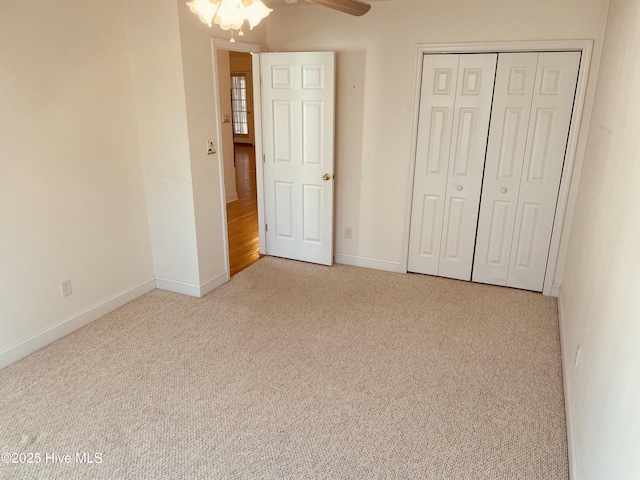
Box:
<box><xmin>214</xmin><ymin>0</ymin><xmax>247</xmax><ymax>30</ymax></box>
<box><xmin>187</xmin><ymin>0</ymin><xmax>219</xmax><ymax>27</ymax></box>
<box><xmin>243</xmin><ymin>0</ymin><xmax>273</xmax><ymax>29</ymax></box>
<box><xmin>186</xmin><ymin>0</ymin><xmax>272</xmax><ymax>37</ymax></box>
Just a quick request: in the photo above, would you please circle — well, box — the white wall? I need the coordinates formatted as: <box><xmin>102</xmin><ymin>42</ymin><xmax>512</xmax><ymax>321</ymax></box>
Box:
<box><xmin>177</xmin><ymin>2</ymin><xmax>266</xmax><ymax>291</ymax></box>
<box><xmin>266</xmin><ymin>0</ymin><xmax>609</xmax><ymax>275</ymax></box>
<box><xmin>0</xmin><ymin>0</ymin><xmax>155</xmax><ymax>366</ymax></box>
<box><xmin>126</xmin><ymin>0</ymin><xmax>266</xmax><ymax>295</ymax></box>
<box><xmin>559</xmin><ymin>0</ymin><xmax>640</xmax><ymax>477</ymax></box>
<box><xmin>0</xmin><ymin>0</ymin><xmax>267</xmax><ymax>365</ymax></box>
<box><xmin>126</xmin><ymin>0</ymin><xmax>201</xmax><ymax>293</ymax></box>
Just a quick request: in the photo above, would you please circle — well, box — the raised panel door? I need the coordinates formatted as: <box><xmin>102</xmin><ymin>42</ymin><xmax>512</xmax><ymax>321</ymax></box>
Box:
<box><xmin>473</xmin><ymin>53</ymin><xmax>538</xmax><ymax>286</ymax></box>
<box><xmin>261</xmin><ymin>52</ymin><xmax>335</xmax><ymax>265</ymax></box>
<box><xmin>507</xmin><ymin>51</ymin><xmax>580</xmax><ymax>291</ymax></box>
<box><xmin>408</xmin><ymin>55</ymin><xmax>459</xmax><ymax>275</ymax></box>
<box><xmin>409</xmin><ymin>53</ymin><xmax>497</xmax><ymax>280</ymax></box>
<box><xmin>439</xmin><ymin>54</ymin><xmax>497</xmax><ymax>280</ymax></box>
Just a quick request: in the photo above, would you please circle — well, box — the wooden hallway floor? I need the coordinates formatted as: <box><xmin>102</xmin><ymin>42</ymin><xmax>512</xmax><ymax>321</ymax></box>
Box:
<box><xmin>226</xmin><ymin>144</ymin><xmax>262</xmax><ymax>276</ymax></box>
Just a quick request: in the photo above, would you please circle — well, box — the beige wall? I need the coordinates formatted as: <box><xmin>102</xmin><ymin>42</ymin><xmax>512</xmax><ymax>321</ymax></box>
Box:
<box><xmin>559</xmin><ymin>0</ymin><xmax>640</xmax><ymax>477</ymax></box>
<box><xmin>127</xmin><ymin>0</ymin><xmax>266</xmax><ymax>294</ymax></box>
<box><xmin>126</xmin><ymin>0</ymin><xmax>200</xmax><ymax>290</ymax></box>
<box><xmin>266</xmin><ymin>0</ymin><xmax>609</xmax><ymax>274</ymax></box>
<box><xmin>176</xmin><ymin>4</ymin><xmax>266</xmax><ymax>289</ymax></box>
<box><xmin>0</xmin><ymin>0</ymin><xmax>154</xmax><ymax>363</ymax></box>
<box><xmin>0</xmin><ymin>0</ymin><xmax>267</xmax><ymax>364</ymax></box>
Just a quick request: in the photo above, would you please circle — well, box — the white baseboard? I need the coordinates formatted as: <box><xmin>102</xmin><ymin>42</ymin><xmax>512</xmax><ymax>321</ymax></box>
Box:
<box><xmin>334</xmin><ymin>253</ymin><xmax>403</xmax><ymax>273</ymax></box>
<box><xmin>557</xmin><ymin>288</ymin><xmax>579</xmax><ymax>480</ymax></box>
<box><xmin>199</xmin><ymin>272</ymin><xmax>228</xmax><ymax>296</ymax></box>
<box><xmin>0</xmin><ymin>271</ymin><xmax>230</xmax><ymax>369</ymax></box>
<box><xmin>156</xmin><ymin>272</ymin><xmax>228</xmax><ymax>297</ymax></box>
<box><xmin>156</xmin><ymin>276</ymin><xmax>202</xmax><ymax>297</ymax></box>
<box><xmin>0</xmin><ymin>278</ymin><xmax>156</xmax><ymax>369</ymax></box>
<box><xmin>226</xmin><ymin>192</ymin><xmax>239</xmax><ymax>203</ymax></box>
<box><xmin>551</xmin><ymin>283</ymin><xmax>561</xmax><ymax>297</ymax></box>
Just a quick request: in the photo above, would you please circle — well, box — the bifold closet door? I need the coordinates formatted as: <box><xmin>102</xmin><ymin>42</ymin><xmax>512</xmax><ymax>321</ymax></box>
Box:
<box><xmin>408</xmin><ymin>53</ymin><xmax>497</xmax><ymax>280</ymax></box>
<box><xmin>472</xmin><ymin>51</ymin><xmax>581</xmax><ymax>291</ymax></box>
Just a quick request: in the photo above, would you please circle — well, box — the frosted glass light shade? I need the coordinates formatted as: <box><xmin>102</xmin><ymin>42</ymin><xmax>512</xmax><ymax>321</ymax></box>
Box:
<box><xmin>186</xmin><ymin>0</ymin><xmax>219</xmax><ymax>27</ymax></box>
<box><xmin>214</xmin><ymin>0</ymin><xmax>246</xmax><ymax>30</ymax></box>
<box><xmin>186</xmin><ymin>0</ymin><xmax>272</xmax><ymax>31</ymax></box>
<box><xmin>244</xmin><ymin>0</ymin><xmax>273</xmax><ymax>29</ymax></box>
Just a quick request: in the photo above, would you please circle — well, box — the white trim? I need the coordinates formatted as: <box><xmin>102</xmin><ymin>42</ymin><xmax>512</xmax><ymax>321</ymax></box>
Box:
<box><xmin>0</xmin><ymin>278</ymin><xmax>156</xmax><ymax>369</ymax></box>
<box><xmin>226</xmin><ymin>192</ymin><xmax>239</xmax><ymax>203</ymax></box>
<box><xmin>213</xmin><ymin>39</ymin><xmax>265</xmax><ymax>53</ymax></box>
<box><xmin>551</xmin><ymin>283</ymin><xmax>561</xmax><ymax>297</ymax></box>
<box><xmin>155</xmin><ymin>276</ymin><xmax>201</xmax><ymax>297</ymax></box>
<box><xmin>156</xmin><ymin>272</ymin><xmax>226</xmax><ymax>297</ymax></box>
<box><xmin>402</xmin><ymin>40</ymin><xmax>594</xmax><ymax>297</ymax></box>
<box><xmin>413</xmin><ymin>39</ymin><xmax>593</xmax><ymax>54</ymax></box>
<box><xmin>557</xmin><ymin>288</ymin><xmax>580</xmax><ymax>479</ymax></box>
<box><xmin>335</xmin><ymin>253</ymin><xmax>403</xmax><ymax>273</ymax></box>
<box><xmin>401</xmin><ymin>41</ymin><xmax>429</xmax><ymax>276</ymax></box>
<box><xmin>543</xmin><ymin>42</ymin><xmax>593</xmax><ymax>296</ymax></box>
<box><xmin>252</xmin><ymin>52</ymin><xmax>267</xmax><ymax>255</ymax></box>
<box><xmin>199</xmin><ymin>272</ymin><xmax>227</xmax><ymax>297</ymax></box>
<box><xmin>211</xmin><ymin>39</ymin><xmax>268</xmax><ymax>277</ymax></box>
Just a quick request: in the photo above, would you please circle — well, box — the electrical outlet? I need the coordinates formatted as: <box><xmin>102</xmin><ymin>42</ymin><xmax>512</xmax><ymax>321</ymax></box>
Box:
<box><xmin>344</xmin><ymin>226</ymin><xmax>353</xmax><ymax>239</ymax></box>
<box><xmin>207</xmin><ymin>140</ymin><xmax>216</xmax><ymax>155</ymax></box>
<box><xmin>574</xmin><ymin>345</ymin><xmax>581</xmax><ymax>368</ymax></box>
<box><xmin>60</xmin><ymin>279</ymin><xmax>73</xmax><ymax>298</ymax></box>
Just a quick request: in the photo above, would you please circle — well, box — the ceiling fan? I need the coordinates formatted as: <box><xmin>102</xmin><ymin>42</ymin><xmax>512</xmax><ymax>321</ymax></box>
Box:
<box><xmin>187</xmin><ymin>0</ymin><xmax>371</xmax><ymax>43</ymax></box>
<box><xmin>289</xmin><ymin>0</ymin><xmax>371</xmax><ymax>16</ymax></box>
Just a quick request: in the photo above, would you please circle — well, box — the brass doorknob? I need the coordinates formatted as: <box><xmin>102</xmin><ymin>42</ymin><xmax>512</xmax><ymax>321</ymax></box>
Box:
<box><xmin>322</xmin><ymin>173</ymin><xmax>331</xmax><ymax>181</ymax></box>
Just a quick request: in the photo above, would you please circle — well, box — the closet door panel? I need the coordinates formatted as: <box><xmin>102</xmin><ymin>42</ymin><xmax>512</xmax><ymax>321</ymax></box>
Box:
<box><xmin>507</xmin><ymin>51</ymin><xmax>580</xmax><ymax>291</ymax></box>
<box><xmin>439</xmin><ymin>53</ymin><xmax>497</xmax><ymax>281</ymax></box>
<box><xmin>408</xmin><ymin>55</ymin><xmax>459</xmax><ymax>275</ymax></box>
<box><xmin>472</xmin><ymin>53</ymin><xmax>538</xmax><ymax>286</ymax></box>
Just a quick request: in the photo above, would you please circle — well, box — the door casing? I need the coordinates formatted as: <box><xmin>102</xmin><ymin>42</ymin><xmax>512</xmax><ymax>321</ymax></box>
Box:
<box><xmin>212</xmin><ymin>39</ymin><xmax>267</xmax><ymax>282</ymax></box>
<box><xmin>403</xmin><ymin>40</ymin><xmax>594</xmax><ymax>297</ymax></box>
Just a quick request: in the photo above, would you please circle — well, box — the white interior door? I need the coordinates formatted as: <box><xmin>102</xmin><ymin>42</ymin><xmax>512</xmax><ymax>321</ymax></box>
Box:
<box><xmin>407</xmin><ymin>55</ymin><xmax>458</xmax><ymax>276</ymax></box>
<box><xmin>506</xmin><ymin>51</ymin><xmax>580</xmax><ymax>290</ymax></box>
<box><xmin>260</xmin><ymin>52</ymin><xmax>335</xmax><ymax>265</ymax></box>
<box><xmin>472</xmin><ymin>53</ymin><xmax>539</xmax><ymax>286</ymax></box>
<box><xmin>473</xmin><ymin>51</ymin><xmax>580</xmax><ymax>291</ymax></box>
<box><xmin>408</xmin><ymin>53</ymin><xmax>497</xmax><ymax>280</ymax></box>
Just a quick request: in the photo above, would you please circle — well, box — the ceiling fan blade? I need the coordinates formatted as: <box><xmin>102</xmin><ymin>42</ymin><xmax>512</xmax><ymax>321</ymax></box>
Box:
<box><xmin>307</xmin><ymin>0</ymin><xmax>371</xmax><ymax>16</ymax></box>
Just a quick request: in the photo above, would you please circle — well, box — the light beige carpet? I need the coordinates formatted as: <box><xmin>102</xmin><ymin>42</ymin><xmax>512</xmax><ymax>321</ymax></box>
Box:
<box><xmin>0</xmin><ymin>257</ymin><xmax>568</xmax><ymax>479</ymax></box>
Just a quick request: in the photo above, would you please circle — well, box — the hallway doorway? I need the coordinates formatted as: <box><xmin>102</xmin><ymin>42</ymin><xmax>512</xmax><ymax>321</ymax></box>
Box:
<box><xmin>226</xmin><ymin>144</ymin><xmax>262</xmax><ymax>276</ymax></box>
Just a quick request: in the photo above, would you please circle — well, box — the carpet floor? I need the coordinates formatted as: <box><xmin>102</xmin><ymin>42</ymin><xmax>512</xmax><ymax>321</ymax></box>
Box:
<box><xmin>0</xmin><ymin>256</ymin><xmax>568</xmax><ymax>479</ymax></box>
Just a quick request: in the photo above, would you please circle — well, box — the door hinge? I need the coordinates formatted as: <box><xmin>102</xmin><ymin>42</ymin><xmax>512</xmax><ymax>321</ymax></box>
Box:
<box><xmin>263</xmin><ymin>153</ymin><xmax>266</xmax><ymax>163</ymax></box>
<box><xmin>265</xmin><ymin>223</ymin><xmax>268</xmax><ymax>232</ymax></box>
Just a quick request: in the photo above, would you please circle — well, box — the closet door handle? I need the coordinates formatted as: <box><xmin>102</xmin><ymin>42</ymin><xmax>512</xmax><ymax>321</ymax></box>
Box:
<box><xmin>500</xmin><ymin>187</ymin><xmax>508</xmax><ymax>194</ymax></box>
<box><xmin>456</xmin><ymin>185</ymin><xmax>463</xmax><ymax>191</ymax></box>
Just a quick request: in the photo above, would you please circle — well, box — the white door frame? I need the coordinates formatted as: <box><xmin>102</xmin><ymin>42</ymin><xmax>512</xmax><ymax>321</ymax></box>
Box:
<box><xmin>402</xmin><ymin>40</ymin><xmax>594</xmax><ymax>296</ymax></box>
<box><xmin>211</xmin><ymin>39</ymin><xmax>267</xmax><ymax>280</ymax></box>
